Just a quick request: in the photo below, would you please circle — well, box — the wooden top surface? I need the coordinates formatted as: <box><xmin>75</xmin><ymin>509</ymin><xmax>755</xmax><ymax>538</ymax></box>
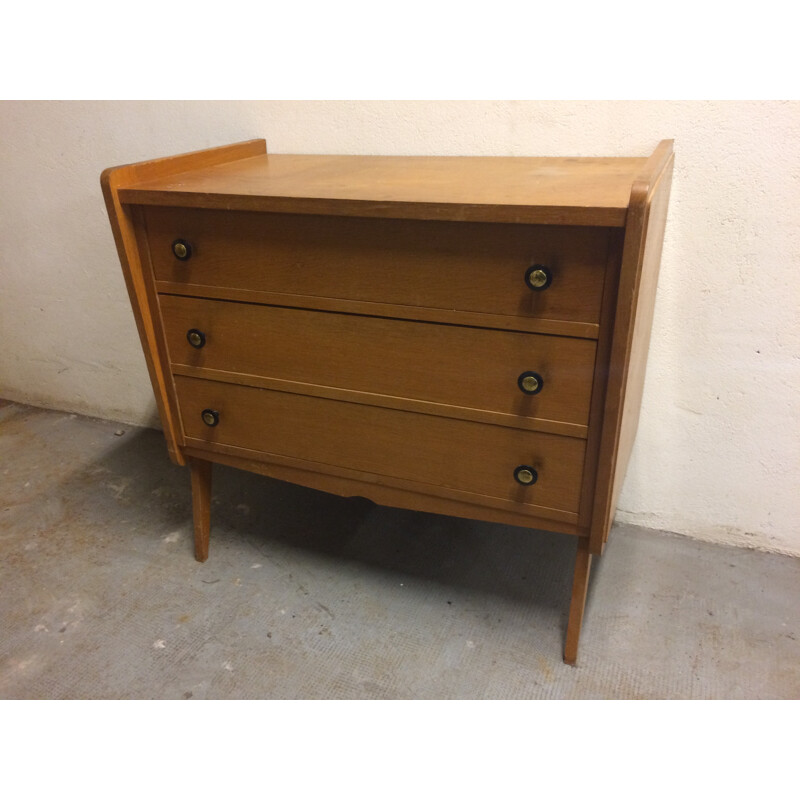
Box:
<box><xmin>118</xmin><ymin>151</ymin><xmax>649</xmax><ymax>226</ymax></box>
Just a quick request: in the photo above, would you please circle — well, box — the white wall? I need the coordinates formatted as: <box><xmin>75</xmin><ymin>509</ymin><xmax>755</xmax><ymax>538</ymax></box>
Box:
<box><xmin>1</xmin><ymin>101</ymin><xmax>797</xmax><ymax>554</ymax></box>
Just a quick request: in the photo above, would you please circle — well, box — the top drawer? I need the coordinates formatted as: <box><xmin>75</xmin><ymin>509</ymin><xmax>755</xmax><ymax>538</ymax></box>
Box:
<box><xmin>142</xmin><ymin>208</ymin><xmax>610</xmax><ymax>327</ymax></box>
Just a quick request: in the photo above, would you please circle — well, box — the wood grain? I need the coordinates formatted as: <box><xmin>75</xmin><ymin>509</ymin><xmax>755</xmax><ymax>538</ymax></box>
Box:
<box><xmin>100</xmin><ymin>138</ymin><xmax>267</xmax><ymax>464</ymax></box>
<box><xmin>182</xmin><ymin>445</ymin><xmax>585</xmax><ymax>537</ymax></box>
<box><xmin>144</xmin><ymin>208</ymin><xmax>610</xmax><ymax>326</ymax></box>
<box><xmin>184</xmin><ymin>439</ymin><xmax>580</xmax><ymax>527</ymax></box>
<box><xmin>174</xmin><ymin>375</ymin><xmax>587</xmax><ymax>514</ymax></box>
<box><xmin>159</xmin><ymin>295</ymin><xmax>597</xmax><ymax>430</ymax></box>
<box><xmin>119</xmin><ymin>153</ymin><xmax>647</xmax><ymax>226</ymax></box>
<box><xmin>590</xmin><ymin>140</ymin><xmax>675</xmax><ymax>553</ymax></box>
<box><xmin>154</xmin><ymin>282</ymin><xmax>601</xmax><ymax>340</ymax></box>
<box><xmin>171</xmin><ymin>364</ymin><xmax>589</xmax><ymax>439</ymax></box>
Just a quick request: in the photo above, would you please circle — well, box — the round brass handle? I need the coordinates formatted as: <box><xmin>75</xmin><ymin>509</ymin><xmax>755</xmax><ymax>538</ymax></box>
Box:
<box><xmin>172</xmin><ymin>239</ymin><xmax>192</xmax><ymax>261</ymax></box>
<box><xmin>524</xmin><ymin>265</ymin><xmax>552</xmax><ymax>291</ymax></box>
<box><xmin>186</xmin><ymin>329</ymin><xmax>206</xmax><ymax>349</ymax></box>
<box><xmin>514</xmin><ymin>465</ymin><xmax>538</xmax><ymax>486</ymax></box>
<box><xmin>201</xmin><ymin>409</ymin><xmax>219</xmax><ymax>427</ymax></box>
<box><xmin>518</xmin><ymin>371</ymin><xmax>544</xmax><ymax>395</ymax></box>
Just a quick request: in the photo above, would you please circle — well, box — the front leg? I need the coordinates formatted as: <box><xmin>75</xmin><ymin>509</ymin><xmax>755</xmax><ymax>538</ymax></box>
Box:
<box><xmin>189</xmin><ymin>457</ymin><xmax>212</xmax><ymax>562</ymax></box>
<box><xmin>564</xmin><ymin>537</ymin><xmax>592</xmax><ymax>665</ymax></box>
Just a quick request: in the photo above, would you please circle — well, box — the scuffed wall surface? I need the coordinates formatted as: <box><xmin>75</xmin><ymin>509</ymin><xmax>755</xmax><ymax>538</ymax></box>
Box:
<box><xmin>0</xmin><ymin>101</ymin><xmax>797</xmax><ymax>553</ymax></box>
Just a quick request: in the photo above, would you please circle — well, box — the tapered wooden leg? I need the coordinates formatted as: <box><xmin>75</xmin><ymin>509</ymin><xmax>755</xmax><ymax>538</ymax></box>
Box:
<box><xmin>564</xmin><ymin>537</ymin><xmax>592</xmax><ymax>666</ymax></box>
<box><xmin>189</xmin><ymin>458</ymin><xmax>212</xmax><ymax>562</ymax></box>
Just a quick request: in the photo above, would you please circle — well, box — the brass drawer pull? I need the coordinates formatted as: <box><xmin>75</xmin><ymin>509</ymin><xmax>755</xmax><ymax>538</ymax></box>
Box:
<box><xmin>518</xmin><ymin>371</ymin><xmax>544</xmax><ymax>395</ymax></box>
<box><xmin>201</xmin><ymin>409</ymin><xmax>220</xmax><ymax>427</ymax></box>
<box><xmin>513</xmin><ymin>465</ymin><xmax>538</xmax><ymax>485</ymax></box>
<box><xmin>524</xmin><ymin>264</ymin><xmax>552</xmax><ymax>291</ymax></box>
<box><xmin>186</xmin><ymin>329</ymin><xmax>206</xmax><ymax>349</ymax></box>
<box><xmin>172</xmin><ymin>239</ymin><xmax>192</xmax><ymax>261</ymax></box>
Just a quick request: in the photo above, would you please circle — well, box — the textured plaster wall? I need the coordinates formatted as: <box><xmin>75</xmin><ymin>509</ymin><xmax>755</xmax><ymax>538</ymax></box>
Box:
<box><xmin>0</xmin><ymin>101</ymin><xmax>797</xmax><ymax>554</ymax></box>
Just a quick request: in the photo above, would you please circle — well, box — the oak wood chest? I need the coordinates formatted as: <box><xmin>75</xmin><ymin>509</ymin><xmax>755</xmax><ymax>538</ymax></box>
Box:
<box><xmin>102</xmin><ymin>138</ymin><xmax>673</xmax><ymax>663</ymax></box>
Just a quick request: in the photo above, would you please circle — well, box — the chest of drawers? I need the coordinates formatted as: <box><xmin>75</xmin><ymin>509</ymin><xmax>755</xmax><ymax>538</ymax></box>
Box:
<box><xmin>102</xmin><ymin>138</ymin><xmax>673</xmax><ymax>664</ymax></box>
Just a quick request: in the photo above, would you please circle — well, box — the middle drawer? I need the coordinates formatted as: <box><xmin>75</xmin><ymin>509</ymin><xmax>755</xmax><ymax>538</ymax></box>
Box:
<box><xmin>159</xmin><ymin>295</ymin><xmax>596</xmax><ymax>431</ymax></box>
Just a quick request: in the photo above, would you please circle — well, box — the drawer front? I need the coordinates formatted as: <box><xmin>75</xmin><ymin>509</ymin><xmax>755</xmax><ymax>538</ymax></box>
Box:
<box><xmin>161</xmin><ymin>295</ymin><xmax>596</xmax><ymax>428</ymax></box>
<box><xmin>175</xmin><ymin>375</ymin><xmax>586</xmax><ymax>514</ymax></box>
<box><xmin>145</xmin><ymin>208</ymin><xmax>609</xmax><ymax>325</ymax></box>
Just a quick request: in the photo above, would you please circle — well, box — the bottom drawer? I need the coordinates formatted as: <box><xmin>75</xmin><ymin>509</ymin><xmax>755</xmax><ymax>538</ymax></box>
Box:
<box><xmin>175</xmin><ymin>375</ymin><xmax>586</xmax><ymax>515</ymax></box>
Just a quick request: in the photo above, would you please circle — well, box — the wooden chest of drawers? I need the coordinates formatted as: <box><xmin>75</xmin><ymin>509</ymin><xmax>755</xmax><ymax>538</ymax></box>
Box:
<box><xmin>102</xmin><ymin>139</ymin><xmax>673</xmax><ymax>664</ymax></box>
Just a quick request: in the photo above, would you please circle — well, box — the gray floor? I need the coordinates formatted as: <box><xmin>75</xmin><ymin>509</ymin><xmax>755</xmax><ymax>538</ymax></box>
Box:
<box><xmin>1</xmin><ymin>400</ymin><xmax>798</xmax><ymax>699</ymax></box>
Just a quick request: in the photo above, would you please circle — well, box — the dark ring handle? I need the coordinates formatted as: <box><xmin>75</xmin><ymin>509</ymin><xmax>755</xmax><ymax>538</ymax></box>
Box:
<box><xmin>518</xmin><ymin>371</ymin><xmax>544</xmax><ymax>395</ymax></box>
<box><xmin>186</xmin><ymin>329</ymin><xmax>206</xmax><ymax>349</ymax></box>
<box><xmin>201</xmin><ymin>409</ymin><xmax>219</xmax><ymax>427</ymax></box>
<box><xmin>172</xmin><ymin>239</ymin><xmax>192</xmax><ymax>261</ymax></box>
<box><xmin>514</xmin><ymin>465</ymin><xmax>538</xmax><ymax>486</ymax></box>
<box><xmin>524</xmin><ymin>265</ymin><xmax>552</xmax><ymax>291</ymax></box>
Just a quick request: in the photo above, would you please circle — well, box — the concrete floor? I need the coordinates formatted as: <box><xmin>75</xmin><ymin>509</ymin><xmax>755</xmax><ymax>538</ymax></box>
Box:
<box><xmin>1</xmin><ymin>400</ymin><xmax>798</xmax><ymax>699</ymax></box>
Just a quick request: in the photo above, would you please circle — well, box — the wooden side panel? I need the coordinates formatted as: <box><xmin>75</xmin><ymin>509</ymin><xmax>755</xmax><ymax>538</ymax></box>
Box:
<box><xmin>590</xmin><ymin>141</ymin><xmax>675</xmax><ymax>553</ymax></box>
<box><xmin>576</xmin><ymin>227</ymin><xmax>624</xmax><ymax>526</ymax></box>
<box><xmin>100</xmin><ymin>139</ymin><xmax>267</xmax><ymax>464</ymax></box>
